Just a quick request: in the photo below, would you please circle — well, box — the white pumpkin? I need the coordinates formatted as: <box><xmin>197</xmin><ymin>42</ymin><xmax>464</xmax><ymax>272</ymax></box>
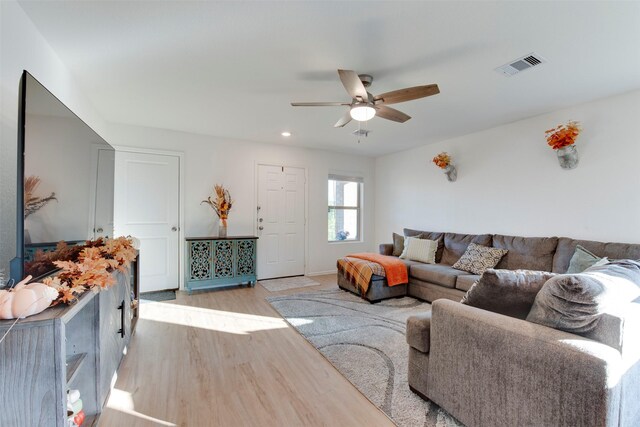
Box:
<box><xmin>0</xmin><ymin>275</ymin><xmax>58</xmax><ymax>319</ymax></box>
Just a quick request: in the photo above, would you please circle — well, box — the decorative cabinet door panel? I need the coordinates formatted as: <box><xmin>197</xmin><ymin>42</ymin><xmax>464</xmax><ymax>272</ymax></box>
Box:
<box><xmin>236</xmin><ymin>239</ymin><xmax>256</xmax><ymax>276</ymax></box>
<box><xmin>214</xmin><ymin>240</ymin><xmax>234</xmax><ymax>278</ymax></box>
<box><xmin>189</xmin><ymin>241</ymin><xmax>212</xmax><ymax>281</ymax></box>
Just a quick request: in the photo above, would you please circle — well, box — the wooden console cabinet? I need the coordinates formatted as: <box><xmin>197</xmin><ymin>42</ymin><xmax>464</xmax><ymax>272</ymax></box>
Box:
<box><xmin>185</xmin><ymin>236</ymin><xmax>257</xmax><ymax>293</ymax></box>
<box><xmin>0</xmin><ymin>258</ymin><xmax>139</xmax><ymax>426</ymax></box>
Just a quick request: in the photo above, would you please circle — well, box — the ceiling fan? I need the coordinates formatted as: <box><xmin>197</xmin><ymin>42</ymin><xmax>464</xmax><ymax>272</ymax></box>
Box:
<box><xmin>291</xmin><ymin>69</ymin><xmax>440</xmax><ymax>128</ymax></box>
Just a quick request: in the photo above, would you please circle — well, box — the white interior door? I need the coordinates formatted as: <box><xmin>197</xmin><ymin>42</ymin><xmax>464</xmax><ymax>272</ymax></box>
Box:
<box><xmin>114</xmin><ymin>151</ymin><xmax>180</xmax><ymax>292</ymax></box>
<box><xmin>93</xmin><ymin>148</ymin><xmax>115</xmax><ymax>239</ymax></box>
<box><xmin>257</xmin><ymin>165</ymin><xmax>305</xmax><ymax>280</ymax></box>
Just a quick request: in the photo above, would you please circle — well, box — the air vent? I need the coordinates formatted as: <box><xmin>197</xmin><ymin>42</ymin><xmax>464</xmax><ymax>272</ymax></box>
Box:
<box><xmin>495</xmin><ymin>53</ymin><xmax>546</xmax><ymax>77</ymax></box>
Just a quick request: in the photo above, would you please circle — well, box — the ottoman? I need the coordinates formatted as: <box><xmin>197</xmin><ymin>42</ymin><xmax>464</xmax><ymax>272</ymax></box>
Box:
<box><xmin>337</xmin><ymin>270</ymin><xmax>408</xmax><ymax>303</ymax></box>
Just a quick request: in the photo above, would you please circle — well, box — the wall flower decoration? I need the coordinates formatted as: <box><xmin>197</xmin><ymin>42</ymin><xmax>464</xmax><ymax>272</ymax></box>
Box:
<box><xmin>432</xmin><ymin>152</ymin><xmax>457</xmax><ymax>182</ymax></box>
<box><xmin>545</xmin><ymin>121</ymin><xmax>581</xmax><ymax>150</ymax></box>
<box><xmin>545</xmin><ymin>121</ymin><xmax>581</xmax><ymax>169</ymax></box>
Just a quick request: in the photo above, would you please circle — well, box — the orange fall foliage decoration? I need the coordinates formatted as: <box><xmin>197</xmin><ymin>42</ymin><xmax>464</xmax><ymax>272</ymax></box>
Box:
<box><xmin>545</xmin><ymin>121</ymin><xmax>581</xmax><ymax>150</ymax></box>
<box><xmin>432</xmin><ymin>152</ymin><xmax>451</xmax><ymax>169</ymax></box>
<box><xmin>42</xmin><ymin>236</ymin><xmax>137</xmax><ymax>305</ymax></box>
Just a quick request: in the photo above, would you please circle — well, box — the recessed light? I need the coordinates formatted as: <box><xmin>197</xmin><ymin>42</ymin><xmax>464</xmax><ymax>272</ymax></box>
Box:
<box><xmin>281</xmin><ymin>131</ymin><xmax>292</xmax><ymax>137</ymax></box>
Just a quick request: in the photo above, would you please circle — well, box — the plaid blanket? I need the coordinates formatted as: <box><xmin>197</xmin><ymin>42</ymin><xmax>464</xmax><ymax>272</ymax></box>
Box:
<box><xmin>337</xmin><ymin>256</ymin><xmax>385</xmax><ymax>296</ymax></box>
<box><xmin>348</xmin><ymin>253</ymin><xmax>409</xmax><ymax>286</ymax></box>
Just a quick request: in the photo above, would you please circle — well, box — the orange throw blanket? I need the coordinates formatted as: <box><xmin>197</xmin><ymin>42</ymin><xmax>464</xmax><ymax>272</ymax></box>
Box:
<box><xmin>348</xmin><ymin>253</ymin><xmax>408</xmax><ymax>286</ymax></box>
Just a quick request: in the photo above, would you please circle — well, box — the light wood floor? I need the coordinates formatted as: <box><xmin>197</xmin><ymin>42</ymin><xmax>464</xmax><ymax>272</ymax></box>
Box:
<box><xmin>98</xmin><ymin>274</ymin><xmax>394</xmax><ymax>427</ymax></box>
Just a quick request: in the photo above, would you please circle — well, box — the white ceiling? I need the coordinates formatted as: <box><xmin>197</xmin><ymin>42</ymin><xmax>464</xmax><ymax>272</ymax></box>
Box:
<box><xmin>18</xmin><ymin>1</ymin><xmax>640</xmax><ymax>157</ymax></box>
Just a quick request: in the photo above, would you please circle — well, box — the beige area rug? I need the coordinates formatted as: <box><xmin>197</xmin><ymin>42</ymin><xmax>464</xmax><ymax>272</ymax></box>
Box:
<box><xmin>267</xmin><ymin>288</ymin><xmax>463</xmax><ymax>427</ymax></box>
<box><xmin>259</xmin><ymin>276</ymin><xmax>320</xmax><ymax>292</ymax></box>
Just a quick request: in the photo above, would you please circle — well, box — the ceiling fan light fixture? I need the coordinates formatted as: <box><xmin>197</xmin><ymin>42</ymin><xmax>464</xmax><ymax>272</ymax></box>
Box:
<box><xmin>350</xmin><ymin>104</ymin><xmax>376</xmax><ymax>122</ymax></box>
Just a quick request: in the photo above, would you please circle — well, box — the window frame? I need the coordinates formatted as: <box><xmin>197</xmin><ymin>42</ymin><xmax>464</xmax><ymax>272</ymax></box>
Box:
<box><xmin>327</xmin><ymin>174</ymin><xmax>363</xmax><ymax>243</ymax></box>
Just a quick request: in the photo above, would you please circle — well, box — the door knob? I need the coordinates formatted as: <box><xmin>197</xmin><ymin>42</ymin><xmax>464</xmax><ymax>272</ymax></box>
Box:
<box><xmin>258</xmin><ymin>226</ymin><xmax>264</xmax><ymax>231</ymax></box>
<box><xmin>172</xmin><ymin>226</ymin><xmax>178</xmax><ymax>232</ymax></box>
<box><xmin>258</xmin><ymin>218</ymin><xmax>263</xmax><ymax>222</ymax></box>
<box><xmin>96</xmin><ymin>227</ymin><xmax>104</xmax><ymax>233</ymax></box>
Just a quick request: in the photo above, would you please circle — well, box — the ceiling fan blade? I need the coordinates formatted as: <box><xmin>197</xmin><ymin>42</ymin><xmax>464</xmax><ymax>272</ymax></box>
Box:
<box><xmin>334</xmin><ymin>110</ymin><xmax>353</xmax><ymax>128</ymax></box>
<box><xmin>291</xmin><ymin>102</ymin><xmax>351</xmax><ymax>106</ymax></box>
<box><xmin>338</xmin><ymin>69</ymin><xmax>368</xmax><ymax>101</ymax></box>
<box><xmin>376</xmin><ymin>105</ymin><xmax>411</xmax><ymax>123</ymax></box>
<box><xmin>374</xmin><ymin>84</ymin><xmax>440</xmax><ymax>105</ymax></box>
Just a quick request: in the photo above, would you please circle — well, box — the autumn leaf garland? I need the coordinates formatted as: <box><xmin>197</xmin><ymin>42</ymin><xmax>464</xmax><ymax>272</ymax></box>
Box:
<box><xmin>43</xmin><ymin>236</ymin><xmax>137</xmax><ymax>305</ymax></box>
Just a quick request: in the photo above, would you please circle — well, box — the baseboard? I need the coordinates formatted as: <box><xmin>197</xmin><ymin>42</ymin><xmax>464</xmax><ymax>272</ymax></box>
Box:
<box><xmin>306</xmin><ymin>269</ymin><xmax>337</xmax><ymax>276</ymax></box>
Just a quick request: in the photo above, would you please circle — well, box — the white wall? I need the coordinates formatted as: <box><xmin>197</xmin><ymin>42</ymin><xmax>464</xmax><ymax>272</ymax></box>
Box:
<box><xmin>107</xmin><ymin>123</ymin><xmax>376</xmax><ymax>275</ymax></box>
<box><xmin>375</xmin><ymin>90</ymin><xmax>640</xmax><ymax>246</ymax></box>
<box><xmin>0</xmin><ymin>0</ymin><xmax>107</xmax><ymax>276</ymax></box>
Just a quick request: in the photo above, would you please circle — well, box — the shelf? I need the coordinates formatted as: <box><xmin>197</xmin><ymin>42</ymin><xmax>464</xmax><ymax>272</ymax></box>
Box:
<box><xmin>66</xmin><ymin>353</ymin><xmax>87</xmax><ymax>385</ymax></box>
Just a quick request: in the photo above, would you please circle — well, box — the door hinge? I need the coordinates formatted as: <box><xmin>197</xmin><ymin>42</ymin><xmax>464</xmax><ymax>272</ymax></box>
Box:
<box><xmin>282</xmin><ymin>166</ymin><xmax>284</xmax><ymax>172</ymax></box>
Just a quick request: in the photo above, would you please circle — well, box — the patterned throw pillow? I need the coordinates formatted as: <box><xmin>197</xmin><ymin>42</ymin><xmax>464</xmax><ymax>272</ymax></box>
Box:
<box><xmin>399</xmin><ymin>237</ymin><xmax>438</xmax><ymax>264</ymax></box>
<box><xmin>452</xmin><ymin>243</ymin><xmax>508</xmax><ymax>275</ymax></box>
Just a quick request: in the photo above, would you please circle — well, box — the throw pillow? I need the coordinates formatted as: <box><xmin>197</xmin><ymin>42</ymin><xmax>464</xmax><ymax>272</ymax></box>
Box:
<box><xmin>400</xmin><ymin>237</ymin><xmax>438</xmax><ymax>264</ymax></box>
<box><xmin>392</xmin><ymin>233</ymin><xmax>405</xmax><ymax>257</ymax></box>
<box><xmin>461</xmin><ymin>269</ymin><xmax>557</xmax><ymax>319</ymax></box>
<box><xmin>565</xmin><ymin>245</ymin><xmax>609</xmax><ymax>273</ymax></box>
<box><xmin>452</xmin><ymin>243</ymin><xmax>508</xmax><ymax>275</ymax></box>
<box><xmin>527</xmin><ymin>260</ymin><xmax>640</xmax><ymax>344</ymax></box>
<box><xmin>393</xmin><ymin>232</ymin><xmax>426</xmax><ymax>257</ymax></box>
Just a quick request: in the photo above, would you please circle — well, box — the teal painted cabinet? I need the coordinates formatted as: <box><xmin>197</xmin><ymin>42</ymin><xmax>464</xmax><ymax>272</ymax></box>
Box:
<box><xmin>185</xmin><ymin>236</ymin><xmax>257</xmax><ymax>293</ymax></box>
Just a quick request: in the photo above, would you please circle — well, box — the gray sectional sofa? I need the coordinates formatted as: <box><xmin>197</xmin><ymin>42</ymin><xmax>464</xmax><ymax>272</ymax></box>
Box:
<box><xmin>373</xmin><ymin>228</ymin><xmax>640</xmax><ymax>303</ymax></box>
<box><xmin>367</xmin><ymin>228</ymin><xmax>640</xmax><ymax>427</ymax></box>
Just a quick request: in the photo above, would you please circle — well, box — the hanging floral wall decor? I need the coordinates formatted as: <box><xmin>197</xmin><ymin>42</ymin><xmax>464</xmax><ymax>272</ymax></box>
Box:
<box><xmin>432</xmin><ymin>152</ymin><xmax>457</xmax><ymax>182</ymax></box>
<box><xmin>545</xmin><ymin>120</ymin><xmax>581</xmax><ymax>169</ymax></box>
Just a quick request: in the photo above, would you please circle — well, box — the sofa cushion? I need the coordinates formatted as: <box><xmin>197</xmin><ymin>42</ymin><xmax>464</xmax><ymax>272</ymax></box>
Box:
<box><xmin>527</xmin><ymin>260</ymin><xmax>640</xmax><ymax>351</ymax></box>
<box><xmin>406</xmin><ymin>312</ymin><xmax>432</xmax><ymax>353</ymax></box>
<box><xmin>404</xmin><ymin>229</ymin><xmax>445</xmax><ymax>262</ymax></box>
<box><xmin>455</xmin><ymin>274</ymin><xmax>480</xmax><ymax>292</ymax></box>
<box><xmin>552</xmin><ymin>237</ymin><xmax>640</xmax><ymax>273</ymax></box>
<box><xmin>566</xmin><ymin>245</ymin><xmax>609</xmax><ymax>273</ymax></box>
<box><xmin>397</xmin><ymin>258</ymin><xmax>423</xmax><ymax>269</ymax></box>
<box><xmin>452</xmin><ymin>243</ymin><xmax>508</xmax><ymax>275</ymax></box>
<box><xmin>400</xmin><ymin>237</ymin><xmax>438</xmax><ymax>264</ymax></box>
<box><xmin>441</xmin><ymin>233</ymin><xmax>492</xmax><ymax>266</ymax></box>
<box><xmin>462</xmin><ymin>269</ymin><xmax>556</xmax><ymax>319</ymax></box>
<box><xmin>410</xmin><ymin>264</ymin><xmax>472</xmax><ymax>289</ymax></box>
<box><xmin>492</xmin><ymin>235</ymin><xmax>558</xmax><ymax>271</ymax></box>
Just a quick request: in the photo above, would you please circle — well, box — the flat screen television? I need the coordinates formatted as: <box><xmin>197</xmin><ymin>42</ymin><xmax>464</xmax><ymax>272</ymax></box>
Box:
<box><xmin>10</xmin><ymin>71</ymin><xmax>115</xmax><ymax>282</ymax></box>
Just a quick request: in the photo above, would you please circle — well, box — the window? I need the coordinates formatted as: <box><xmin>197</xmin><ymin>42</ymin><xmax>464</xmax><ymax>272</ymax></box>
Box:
<box><xmin>328</xmin><ymin>174</ymin><xmax>362</xmax><ymax>242</ymax></box>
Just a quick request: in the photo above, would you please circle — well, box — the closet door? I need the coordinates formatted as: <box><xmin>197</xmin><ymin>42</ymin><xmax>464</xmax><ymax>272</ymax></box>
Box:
<box><xmin>114</xmin><ymin>151</ymin><xmax>180</xmax><ymax>292</ymax></box>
